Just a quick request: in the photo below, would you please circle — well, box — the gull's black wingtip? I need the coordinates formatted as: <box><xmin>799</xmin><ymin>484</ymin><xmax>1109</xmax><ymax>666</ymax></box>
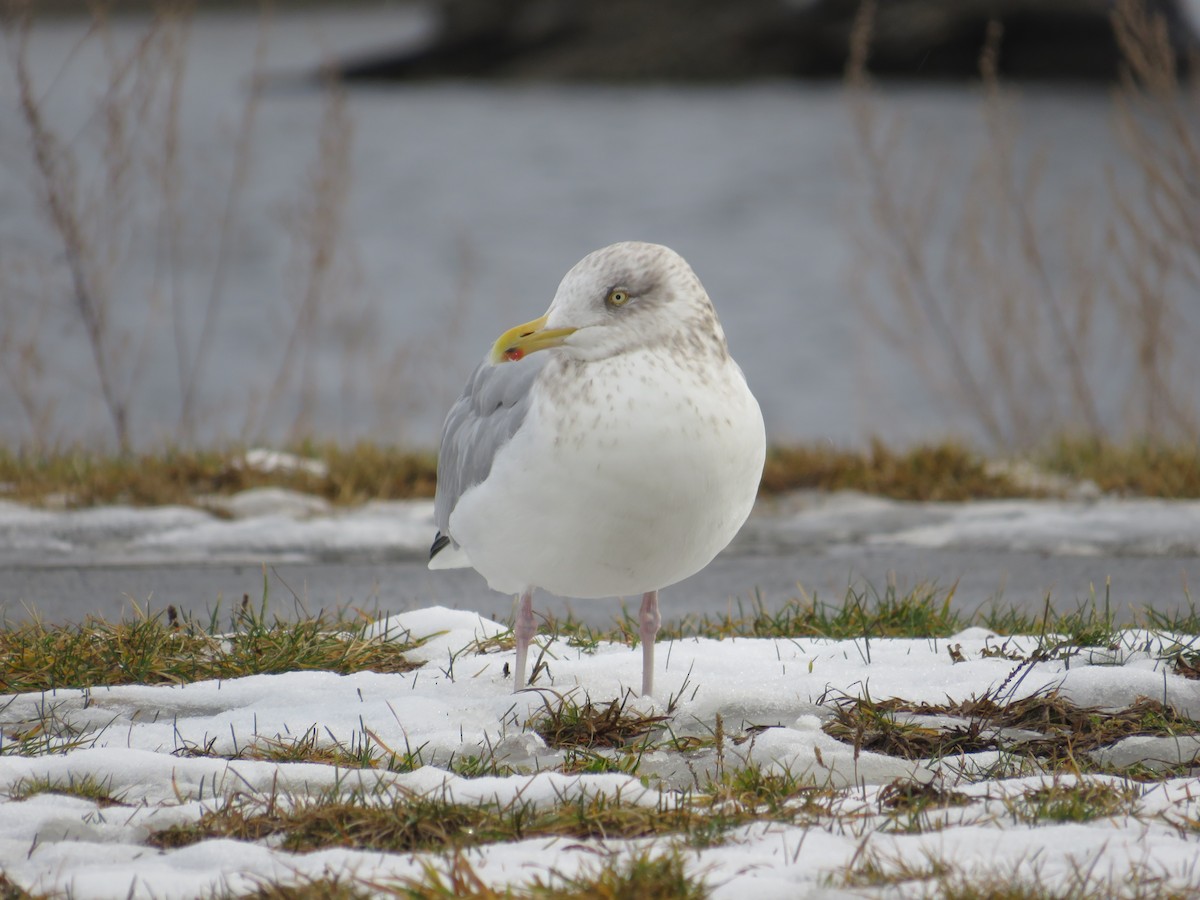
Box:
<box><xmin>430</xmin><ymin>532</ymin><xmax>451</xmax><ymax>560</ymax></box>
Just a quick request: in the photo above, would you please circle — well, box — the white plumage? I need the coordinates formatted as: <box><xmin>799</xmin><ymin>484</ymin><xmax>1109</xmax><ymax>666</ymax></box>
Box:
<box><xmin>429</xmin><ymin>241</ymin><xmax>765</xmax><ymax>695</ymax></box>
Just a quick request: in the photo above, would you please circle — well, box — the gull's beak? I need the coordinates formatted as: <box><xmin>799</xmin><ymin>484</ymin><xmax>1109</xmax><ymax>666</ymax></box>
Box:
<box><xmin>490</xmin><ymin>314</ymin><xmax>577</xmax><ymax>364</ymax></box>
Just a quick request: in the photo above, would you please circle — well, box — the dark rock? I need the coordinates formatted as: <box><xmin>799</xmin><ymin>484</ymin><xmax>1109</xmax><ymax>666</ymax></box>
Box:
<box><xmin>329</xmin><ymin>0</ymin><xmax>1197</xmax><ymax>83</ymax></box>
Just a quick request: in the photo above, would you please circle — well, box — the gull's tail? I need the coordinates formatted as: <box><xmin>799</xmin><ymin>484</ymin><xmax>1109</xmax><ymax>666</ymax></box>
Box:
<box><xmin>428</xmin><ymin>531</ymin><xmax>471</xmax><ymax>570</ymax></box>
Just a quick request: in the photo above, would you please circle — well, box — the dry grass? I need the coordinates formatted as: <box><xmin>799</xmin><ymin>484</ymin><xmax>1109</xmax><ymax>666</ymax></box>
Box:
<box><xmin>1014</xmin><ymin>780</ymin><xmax>1140</xmax><ymax>823</ymax></box>
<box><xmin>235</xmin><ymin>880</ymin><xmax>374</xmax><ymax>900</ymax></box>
<box><xmin>823</xmin><ymin>687</ymin><xmax>1200</xmax><ymax>772</ymax></box>
<box><xmin>9</xmin><ymin>773</ymin><xmax>124</xmax><ymax>806</ymax></box>
<box><xmin>0</xmin><ymin>603</ymin><xmax>420</xmax><ymax>693</ymax></box>
<box><xmin>1041</xmin><ymin>436</ymin><xmax>1200</xmax><ymax>497</ymax></box>
<box><xmin>399</xmin><ymin>850</ymin><xmax>707</xmax><ymax>900</ymax></box>
<box><xmin>221</xmin><ymin>725</ymin><xmax>429</xmax><ymax>774</ymax></box>
<box><xmin>842</xmin><ymin>850</ymin><xmax>1198</xmax><ymax>898</ymax></box>
<box><xmin>528</xmin><ymin>851</ymin><xmax>706</xmax><ymax>900</ymax></box>
<box><xmin>144</xmin><ymin>757</ymin><xmax>840</xmax><ymax>862</ymax></box>
<box><xmin>876</xmin><ymin>778</ymin><xmax>970</xmax><ymax>813</ymax></box>
<box><xmin>150</xmin><ymin>787</ymin><xmax>725</xmax><ymax>855</ymax></box>
<box><xmin>2</xmin><ymin>437</ymin><xmax>1198</xmax><ymax>511</ymax></box>
<box><xmin>0</xmin><ymin>443</ymin><xmax>437</xmax><ymax>508</ymax></box>
<box><xmin>530</xmin><ymin>691</ymin><xmax>669</xmax><ymax>751</ymax></box>
<box><xmin>0</xmin><ymin>875</ymin><xmax>36</xmax><ymax>900</ymax></box>
<box><xmin>760</xmin><ymin>439</ymin><xmax>1025</xmax><ymax>500</ymax></box>
<box><xmin>98</xmin><ymin>855</ymin><xmax>705</xmax><ymax>900</ymax></box>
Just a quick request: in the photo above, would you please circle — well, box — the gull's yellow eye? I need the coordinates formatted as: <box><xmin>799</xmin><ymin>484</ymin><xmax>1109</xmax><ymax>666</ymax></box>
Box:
<box><xmin>606</xmin><ymin>288</ymin><xmax>630</xmax><ymax>307</ymax></box>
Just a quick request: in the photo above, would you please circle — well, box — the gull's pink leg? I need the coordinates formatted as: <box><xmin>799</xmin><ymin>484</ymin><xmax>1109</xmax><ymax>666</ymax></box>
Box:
<box><xmin>639</xmin><ymin>590</ymin><xmax>661</xmax><ymax>696</ymax></box>
<box><xmin>513</xmin><ymin>590</ymin><xmax>536</xmax><ymax>691</ymax></box>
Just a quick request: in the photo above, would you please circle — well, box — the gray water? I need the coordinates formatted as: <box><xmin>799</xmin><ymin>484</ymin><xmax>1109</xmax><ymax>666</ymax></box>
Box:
<box><xmin>1</xmin><ymin>7</ymin><xmax>1188</xmax><ymax>450</ymax></box>
<box><xmin>6</xmin><ymin>546</ymin><xmax>1197</xmax><ymax>629</ymax></box>
<box><xmin>3</xmin><ymin>8</ymin><xmax>1198</xmax><ymax>626</ymax></box>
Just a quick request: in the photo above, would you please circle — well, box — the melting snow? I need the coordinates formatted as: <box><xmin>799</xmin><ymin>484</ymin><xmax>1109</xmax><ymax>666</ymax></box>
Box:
<box><xmin>3</xmin><ymin>490</ymin><xmax>1200</xmax><ymax>566</ymax></box>
<box><xmin>1</xmin><ymin>606</ymin><xmax>1199</xmax><ymax>897</ymax></box>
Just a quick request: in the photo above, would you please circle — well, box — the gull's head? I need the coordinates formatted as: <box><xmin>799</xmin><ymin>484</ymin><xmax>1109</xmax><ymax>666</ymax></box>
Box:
<box><xmin>490</xmin><ymin>241</ymin><xmax>728</xmax><ymax>365</ymax></box>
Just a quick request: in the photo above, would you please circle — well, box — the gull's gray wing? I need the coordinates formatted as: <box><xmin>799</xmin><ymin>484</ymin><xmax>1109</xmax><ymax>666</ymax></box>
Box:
<box><xmin>431</xmin><ymin>352</ymin><xmax>548</xmax><ymax>558</ymax></box>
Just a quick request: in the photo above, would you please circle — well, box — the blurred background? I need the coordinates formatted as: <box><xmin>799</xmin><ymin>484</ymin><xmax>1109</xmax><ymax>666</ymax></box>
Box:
<box><xmin>1</xmin><ymin>0</ymin><xmax>1198</xmax><ymax>454</ymax></box>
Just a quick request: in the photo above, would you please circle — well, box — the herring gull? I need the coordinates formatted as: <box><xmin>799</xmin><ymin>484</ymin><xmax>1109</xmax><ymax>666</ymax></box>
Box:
<box><xmin>429</xmin><ymin>241</ymin><xmax>765</xmax><ymax>695</ymax></box>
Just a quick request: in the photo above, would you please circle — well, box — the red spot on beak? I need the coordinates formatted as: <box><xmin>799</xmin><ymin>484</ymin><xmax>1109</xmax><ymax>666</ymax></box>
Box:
<box><xmin>504</xmin><ymin>348</ymin><xmax>525</xmax><ymax>361</ymax></box>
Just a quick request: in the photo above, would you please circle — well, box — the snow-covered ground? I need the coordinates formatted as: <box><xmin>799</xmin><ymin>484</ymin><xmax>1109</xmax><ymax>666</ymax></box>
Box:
<box><xmin>2</xmin><ymin>606</ymin><xmax>1200</xmax><ymax>898</ymax></box>
<box><xmin>3</xmin><ymin>488</ymin><xmax>1200</xmax><ymax>567</ymax></box>
<box><xmin>3</xmin><ymin>489</ymin><xmax>1200</xmax><ymax>895</ymax></box>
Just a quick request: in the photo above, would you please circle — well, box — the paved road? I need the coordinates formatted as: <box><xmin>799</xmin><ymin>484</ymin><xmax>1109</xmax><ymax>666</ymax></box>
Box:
<box><xmin>4</xmin><ymin>544</ymin><xmax>1196</xmax><ymax>629</ymax></box>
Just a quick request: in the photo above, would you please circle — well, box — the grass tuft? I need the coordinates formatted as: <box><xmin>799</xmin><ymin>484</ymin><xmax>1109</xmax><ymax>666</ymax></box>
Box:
<box><xmin>662</xmin><ymin>582</ymin><xmax>963</xmax><ymax>641</ymax></box>
<box><xmin>1014</xmin><ymin>780</ymin><xmax>1139</xmax><ymax>823</ymax></box>
<box><xmin>0</xmin><ymin>603</ymin><xmax>420</xmax><ymax>694</ymax></box>
<box><xmin>877</xmin><ymin>778</ymin><xmax>970</xmax><ymax>813</ymax></box>
<box><xmin>539</xmin><ymin>583</ymin><xmax>1200</xmax><ymax>648</ymax></box>
<box><xmin>398</xmin><ymin>853</ymin><xmax>507</xmax><ymax>899</ymax></box>
<box><xmin>233</xmin><ymin>725</ymin><xmax>428</xmax><ymax>774</ymax></box>
<box><xmin>234</xmin><ymin>877</ymin><xmax>374</xmax><ymax>899</ymax></box>
<box><xmin>844</xmin><ymin>855</ymin><xmax>1199</xmax><ymax>899</ymax></box>
<box><xmin>530</xmin><ymin>691</ymin><xmax>668</xmax><ymax>751</ymax></box>
<box><xmin>823</xmin><ymin>687</ymin><xmax>1200</xmax><ymax>772</ymax></box>
<box><xmin>0</xmin><ymin>875</ymin><xmax>37</xmax><ymax>900</ymax></box>
<box><xmin>400</xmin><ymin>848</ymin><xmax>707</xmax><ymax>900</ymax></box>
<box><xmin>149</xmin><ymin>761</ymin><xmax>838</xmax><ymax>858</ymax></box>
<box><xmin>538</xmin><ymin>849</ymin><xmax>707</xmax><ymax>900</ymax></box>
<box><xmin>152</xmin><ymin>788</ymin><xmax>686</xmax><ymax>854</ymax></box>
<box><xmin>9</xmin><ymin>773</ymin><xmax>123</xmax><ymax>806</ymax></box>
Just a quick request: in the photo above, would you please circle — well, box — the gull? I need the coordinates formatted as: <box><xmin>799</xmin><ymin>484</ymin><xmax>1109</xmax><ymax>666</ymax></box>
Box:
<box><xmin>429</xmin><ymin>241</ymin><xmax>765</xmax><ymax>695</ymax></box>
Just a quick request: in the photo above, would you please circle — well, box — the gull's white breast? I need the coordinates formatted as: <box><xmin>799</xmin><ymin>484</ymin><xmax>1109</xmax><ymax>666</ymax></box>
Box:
<box><xmin>448</xmin><ymin>346</ymin><xmax>766</xmax><ymax>598</ymax></box>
